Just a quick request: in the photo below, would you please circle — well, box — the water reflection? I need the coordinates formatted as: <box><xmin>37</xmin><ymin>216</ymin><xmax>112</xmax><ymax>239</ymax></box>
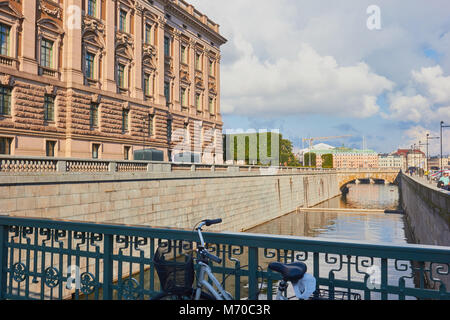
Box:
<box><xmin>246</xmin><ymin>183</ymin><xmax>416</xmax><ymax>300</ymax></box>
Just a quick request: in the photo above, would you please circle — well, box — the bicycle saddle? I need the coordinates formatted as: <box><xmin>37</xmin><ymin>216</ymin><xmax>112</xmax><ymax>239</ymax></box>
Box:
<box><xmin>268</xmin><ymin>262</ymin><xmax>307</xmax><ymax>282</ymax></box>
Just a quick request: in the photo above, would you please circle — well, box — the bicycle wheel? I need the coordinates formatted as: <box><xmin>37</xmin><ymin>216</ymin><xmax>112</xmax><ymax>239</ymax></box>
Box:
<box><xmin>152</xmin><ymin>288</ymin><xmax>216</xmax><ymax>300</ymax></box>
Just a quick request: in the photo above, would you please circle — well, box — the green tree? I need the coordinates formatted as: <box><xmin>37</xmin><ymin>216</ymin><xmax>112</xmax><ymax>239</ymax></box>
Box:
<box><xmin>321</xmin><ymin>153</ymin><xmax>333</xmax><ymax>168</ymax></box>
<box><xmin>303</xmin><ymin>152</ymin><xmax>316</xmax><ymax>167</ymax></box>
<box><xmin>279</xmin><ymin>135</ymin><xmax>300</xmax><ymax>166</ymax></box>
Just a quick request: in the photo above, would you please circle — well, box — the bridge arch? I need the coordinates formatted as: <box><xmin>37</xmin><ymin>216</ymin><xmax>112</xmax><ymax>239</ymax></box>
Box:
<box><xmin>337</xmin><ymin>169</ymin><xmax>400</xmax><ymax>192</ymax></box>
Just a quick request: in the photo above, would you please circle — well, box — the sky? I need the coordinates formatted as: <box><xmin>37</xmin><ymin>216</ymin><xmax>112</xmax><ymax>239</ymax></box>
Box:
<box><xmin>189</xmin><ymin>0</ymin><xmax>450</xmax><ymax>155</ymax></box>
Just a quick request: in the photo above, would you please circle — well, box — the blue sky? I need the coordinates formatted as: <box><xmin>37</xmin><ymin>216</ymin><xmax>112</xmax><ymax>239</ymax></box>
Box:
<box><xmin>190</xmin><ymin>0</ymin><xmax>450</xmax><ymax>155</ymax></box>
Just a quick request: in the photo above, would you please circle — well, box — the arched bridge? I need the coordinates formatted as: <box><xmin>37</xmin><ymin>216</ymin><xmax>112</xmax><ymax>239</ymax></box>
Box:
<box><xmin>336</xmin><ymin>168</ymin><xmax>401</xmax><ymax>191</ymax></box>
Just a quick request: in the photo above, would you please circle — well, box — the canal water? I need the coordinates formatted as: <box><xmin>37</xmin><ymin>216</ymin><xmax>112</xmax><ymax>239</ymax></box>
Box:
<box><xmin>246</xmin><ymin>182</ymin><xmax>416</xmax><ymax>300</ymax></box>
<box><xmin>248</xmin><ymin>183</ymin><xmax>410</xmax><ymax>244</ymax></box>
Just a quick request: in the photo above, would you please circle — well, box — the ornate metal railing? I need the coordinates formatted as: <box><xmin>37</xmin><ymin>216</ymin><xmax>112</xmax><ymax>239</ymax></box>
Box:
<box><xmin>0</xmin><ymin>216</ymin><xmax>448</xmax><ymax>300</ymax></box>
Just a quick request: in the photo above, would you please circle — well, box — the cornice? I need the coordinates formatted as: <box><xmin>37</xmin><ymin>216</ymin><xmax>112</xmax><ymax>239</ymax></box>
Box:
<box><xmin>164</xmin><ymin>3</ymin><xmax>227</xmax><ymax>46</ymax></box>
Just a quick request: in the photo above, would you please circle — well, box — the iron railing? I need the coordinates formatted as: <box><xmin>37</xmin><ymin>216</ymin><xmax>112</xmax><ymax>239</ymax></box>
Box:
<box><xmin>0</xmin><ymin>216</ymin><xmax>448</xmax><ymax>300</ymax></box>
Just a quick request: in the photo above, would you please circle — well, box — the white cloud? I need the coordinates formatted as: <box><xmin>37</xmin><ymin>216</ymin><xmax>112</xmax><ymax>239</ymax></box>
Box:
<box><xmin>402</xmin><ymin>125</ymin><xmax>450</xmax><ymax>156</ymax></box>
<box><xmin>412</xmin><ymin>66</ymin><xmax>450</xmax><ymax>104</ymax></box>
<box><xmin>221</xmin><ymin>41</ymin><xmax>394</xmax><ymax>118</ymax></box>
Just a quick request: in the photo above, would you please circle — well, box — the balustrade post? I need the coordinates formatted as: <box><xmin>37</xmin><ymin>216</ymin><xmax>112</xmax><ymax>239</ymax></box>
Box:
<box><xmin>103</xmin><ymin>234</ymin><xmax>114</xmax><ymax>300</ymax></box>
<box><xmin>56</xmin><ymin>160</ymin><xmax>67</xmax><ymax>173</ymax></box>
<box><xmin>248</xmin><ymin>247</ymin><xmax>259</xmax><ymax>300</ymax></box>
<box><xmin>108</xmin><ymin>161</ymin><xmax>117</xmax><ymax>172</ymax></box>
<box><xmin>0</xmin><ymin>220</ymin><xmax>8</xmax><ymax>300</ymax></box>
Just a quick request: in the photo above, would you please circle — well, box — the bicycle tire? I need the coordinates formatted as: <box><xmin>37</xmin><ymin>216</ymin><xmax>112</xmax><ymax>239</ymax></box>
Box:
<box><xmin>152</xmin><ymin>289</ymin><xmax>216</xmax><ymax>300</ymax></box>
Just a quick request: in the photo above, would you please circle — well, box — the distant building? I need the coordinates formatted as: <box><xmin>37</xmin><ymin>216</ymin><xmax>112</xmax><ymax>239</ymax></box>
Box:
<box><xmin>309</xmin><ymin>147</ymin><xmax>379</xmax><ymax>169</ymax></box>
<box><xmin>378</xmin><ymin>154</ymin><xmax>403</xmax><ymax>169</ymax></box>
<box><xmin>428</xmin><ymin>156</ymin><xmax>450</xmax><ymax>170</ymax></box>
<box><xmin>393</xmin><ymin>149</ymin><xmax>426</xmax><ymax>170</ymax></box>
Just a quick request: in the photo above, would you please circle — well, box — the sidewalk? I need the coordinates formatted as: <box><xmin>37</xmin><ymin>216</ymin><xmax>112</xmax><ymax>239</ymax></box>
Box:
<box><xmin>407</xmin><ymin>174</ymin><xmax>450</xmax><ymax>195</ymax></box>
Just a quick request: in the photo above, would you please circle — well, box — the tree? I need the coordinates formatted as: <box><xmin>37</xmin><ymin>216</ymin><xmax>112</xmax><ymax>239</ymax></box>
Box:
<box><xmin>303</xmin><ymin>152</ymin><xmax>316</xmax><ymax>167</ymax></box>
<box><xmin>321</xmin><ymin>153</ymin><xmax>333</xmax><ymax>168</ymax></box>
<box><xmin>279</xmin><ymin>135</ymin><xmax>300</xmax><ymax>166</ymax></box>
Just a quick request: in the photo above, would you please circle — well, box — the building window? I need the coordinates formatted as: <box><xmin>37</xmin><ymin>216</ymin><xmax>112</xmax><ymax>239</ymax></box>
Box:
<box><xmin>180</xmin><ymin>87</ymin><xmax>187</xmax><ymax>107</ymax></box>
<box><xmin>0</xmin><ymin>137</ymin><xmax>12</xmax><ymax>155</ymax></box>
<box><xmin>164</xmin><ymin>36</ymin><xmax>170</xmax><ymax>56</ymax></box>
<box><xmin>181</xmin><ymin>45</ymin><xmax>187</xmax><ymax>64</ymax></box>
<box><xmin>117</xmin><ymin>64</ymin><xmax>125</xmax><ymax>88</ymax></box>
<box><xmin>46</xmin><ymin>140</ymin><xmax>56</xmax><ymax>157</ymax></box>
<box><xmin>145</xmin><ymin>24</ymin><xmax>152</xmax><ymax>45</ymax></box>
<box><xmin>119</xmin><ymin>10</ymin><xmax>127</xmax><ymax>32</ymax></box>
<box><xmin>167</xmin><ymin>119</ymin><xmax>172</xmax><ymax>142</ymax></box>
<box><xmin>164</xmin><ymin>81</ymin><xmax>170</xmax><ymax>105</ymax></box>
<box><xmin>195</xmin><ymin>53</ymin><xmax>202</xmax><ymax>71</ymax></box>
<box><xmin>124</xmin><ymin>146</ymin><xmax>130</xmax><ymax>160</ymax></box>
<box><xmin>148</xmin><ymin>114</ymin><xmax>154</xmax><ymax>137</ymax></box>
<box><xmin>209</xmin><ymin>97</ymin><xmax>215</xmax><ymax>114</ymax></box>
<box><xmin>85</xmin><ymin>52</ymin><xmax>95</xmax><ymax>79</ymax></box>
<box><xmin>143</xmin><ymin>73</ymin><xmax>151</xmax><ymax>96</ymax></box>
<box><xmin>0</xmin><ymin>86</ymin><xmax>11</xmax><ymax>115</ymax></box>
<box><xmin>0</xmin><ymin>24</ymin><xmax>11</xmax><ymax>56</ymax></box>
<box><xmin>195</xmin><ymin>93</ymin><xmax>201</xmax><ymax>111</ymax></box>
<box><xmin>90</xmin><ymin>103</ymin><xmax>98</xmax><ymax>128</ymax></box>
<box><xmin>87</xmin><ymin>0</ymin><xmax>97</xmax><ymax>17</ymax></box>
<box><xmin>40</xmin><ymin>38</ymin><xmax>54</xmax><ymax>68</ymax></box>
<box><xmin>122</xmin><ymin>108</ymin><xmax>129</xmax><ymax>132</ymax></box>
<box><xmin>44</xmin><ymin>95</ymin><xmax>55</xmax><ymax>121</ymax></box>
<box><xmin>92</xmin><ymin>143</ymin><xmax>100</xmax><ymax>159</ymax></box>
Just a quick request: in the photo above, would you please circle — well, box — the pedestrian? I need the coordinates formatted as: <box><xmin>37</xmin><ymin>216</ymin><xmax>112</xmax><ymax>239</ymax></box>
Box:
<box><xmin>437</xmin><ymin>171</ymin><xmax>450</xmax><ymax>191</ymax></box>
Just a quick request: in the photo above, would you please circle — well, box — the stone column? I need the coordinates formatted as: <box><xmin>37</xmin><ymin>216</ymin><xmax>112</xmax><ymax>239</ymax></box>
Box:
<box><xmin>188</xmin><ymin>41</ymin><xmax>195</xmax><ymax>114</ymax></box>
<box><xmin>172</xmin><ymin>31</ymin><xmax>181</xmax><ymax>111</ymax></box>
<box><xmin>104</xmin><ymin>0</ymin><xmax>117</xmax><ymax>92</ymax></box>
<box><xmin>156</xmin><ymin>19</ymin><xmax>166</xmax><ymax>106</ymax></box>
<box><xmin>19</xmin><ymin>0</ymin><xmax>38</xmax><ymax>74</ymax></box>
<box><xmin>63</xmin><ymin>0</ymin><xmax>84</xmax><ymax>85</ymax></box>
<box><xmin>215</xmin><ymin>55</ymin><xmax>222</xmax><ymax>122</ymax></box>
<box><xmin>133</xmin><ymin>5</ymin><xmax>143</xmax><ymax>100</ymax></box>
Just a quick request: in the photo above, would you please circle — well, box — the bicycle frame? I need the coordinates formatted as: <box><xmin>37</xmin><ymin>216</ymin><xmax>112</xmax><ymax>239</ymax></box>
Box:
<box><xmin>194</xmin><ymin>260</ymin><xmax>232</xmax><ymax>300</ymax></box>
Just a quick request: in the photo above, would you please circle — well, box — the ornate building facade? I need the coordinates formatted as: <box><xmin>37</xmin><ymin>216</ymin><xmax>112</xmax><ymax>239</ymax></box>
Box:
<box><xmin>0</xmin><ymin>0</ymin><xmax>226</xmax><ymax>162</ymax></box>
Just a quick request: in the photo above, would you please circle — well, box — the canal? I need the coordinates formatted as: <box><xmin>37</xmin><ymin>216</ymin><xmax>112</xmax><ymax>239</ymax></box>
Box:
<box><xmin>247</xmin><ymin>183</ymin><xmax>410</xmax><ymax>244</ymax></box>
<box><xmin>90</xmin><ymin>183</ymin><xmax>419</xmax><ymax>300</ymax></box>
<box><xmin>246</xmin><ymin>182</ymin><xmax>417</xmax><ymax>300</ymax></box>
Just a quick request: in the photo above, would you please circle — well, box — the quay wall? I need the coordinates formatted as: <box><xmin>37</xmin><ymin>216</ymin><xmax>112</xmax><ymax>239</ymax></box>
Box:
<box><xmin>400</xmin><ymin>173</ymin><xmax>450</xmax><ymax>247</ymax></box>
<box><xmin>0</xmin><ymin>168</ymin><xmax>341</xmax><ymax>232</ymax></box>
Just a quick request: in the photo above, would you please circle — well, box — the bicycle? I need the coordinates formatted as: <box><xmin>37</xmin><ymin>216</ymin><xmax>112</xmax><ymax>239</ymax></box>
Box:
<box><xmin>152</xmin><ymin>218</ymin><xmax>361</xmax><ymax>300</ymax></box>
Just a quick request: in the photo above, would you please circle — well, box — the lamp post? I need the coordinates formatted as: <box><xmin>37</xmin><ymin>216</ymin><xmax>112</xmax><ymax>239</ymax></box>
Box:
<box><xmin>440</xmin><ymin>121</ymin><xmax>450</xmax><ymax>172</ymax></box>
<box><xmin>426</xmin><ymin>133</ymin><xmax>440</xmax><ymax>172</ymax></box>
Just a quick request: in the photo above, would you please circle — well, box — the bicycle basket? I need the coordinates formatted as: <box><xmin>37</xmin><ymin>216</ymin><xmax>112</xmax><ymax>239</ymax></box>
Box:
<box><xmin>153</xmin><ymin>246</ymin><xmax>195</xmax><ymax>294</ymax></box>
<box><xmin>312</xmin><ymin>289</ymin><xmax>362</xmax><ymax>300</ymax></box>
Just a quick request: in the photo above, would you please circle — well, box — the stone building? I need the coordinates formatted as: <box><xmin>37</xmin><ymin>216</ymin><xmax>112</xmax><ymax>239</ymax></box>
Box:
<box><xmin>312</xmin><ymin>147</ymin><xmax>379</xmax><ymax>169</ymax></box>
<box><xmin>378</xmin><ymin>154</ymin><xmax>404</xmax><ymax>170</ymax></box>
<box><xmin>0</xmin><ymin>0</ymin><xmax>226</xmax><ymax>162</ymax></box>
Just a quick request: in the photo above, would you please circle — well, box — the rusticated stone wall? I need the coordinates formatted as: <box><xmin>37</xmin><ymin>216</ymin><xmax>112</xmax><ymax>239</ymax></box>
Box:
<box><xmin>0</xmin><ymin>170</ymin><xmax>340</xmax><ymax>232</ymax></box>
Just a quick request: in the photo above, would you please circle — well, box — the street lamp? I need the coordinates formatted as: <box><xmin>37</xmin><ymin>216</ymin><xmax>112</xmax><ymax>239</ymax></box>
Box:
<box><xmin>425</xmin><ymin>133</ymin><xmax>440</xmax><ymax>172</ymax></box>
<box><xmin>440</xmin><ymin>121</ymin><xmax>450</xmax><ymax>172</ymax></box>
<box><xmin>418</xmin><ymin>140</ymin><xmax>427</xmax><ymax>172</ymax></box>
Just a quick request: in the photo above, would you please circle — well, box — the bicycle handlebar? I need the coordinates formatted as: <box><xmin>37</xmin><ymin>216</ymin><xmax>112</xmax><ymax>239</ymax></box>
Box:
<box><xmin>201</xmin><ymin>249</ymin><xmax>222</xmax><ymax>264</ymax></box>
<box><xmin>203</xmin><ymin>219</ymin><xmax>222</xmax><ymax>226</ymax></box>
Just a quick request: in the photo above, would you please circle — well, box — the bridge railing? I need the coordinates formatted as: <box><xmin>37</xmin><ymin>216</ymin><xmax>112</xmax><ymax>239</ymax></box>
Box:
<box><xmin>0</xmin><ymin>216</ymin><xmax>448</xmax><ymax>300</ymax></box>
<box><xmin>0</xmin><ymin>155</ymin><xmax>336</xmax><ymax>175</ymax></box>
